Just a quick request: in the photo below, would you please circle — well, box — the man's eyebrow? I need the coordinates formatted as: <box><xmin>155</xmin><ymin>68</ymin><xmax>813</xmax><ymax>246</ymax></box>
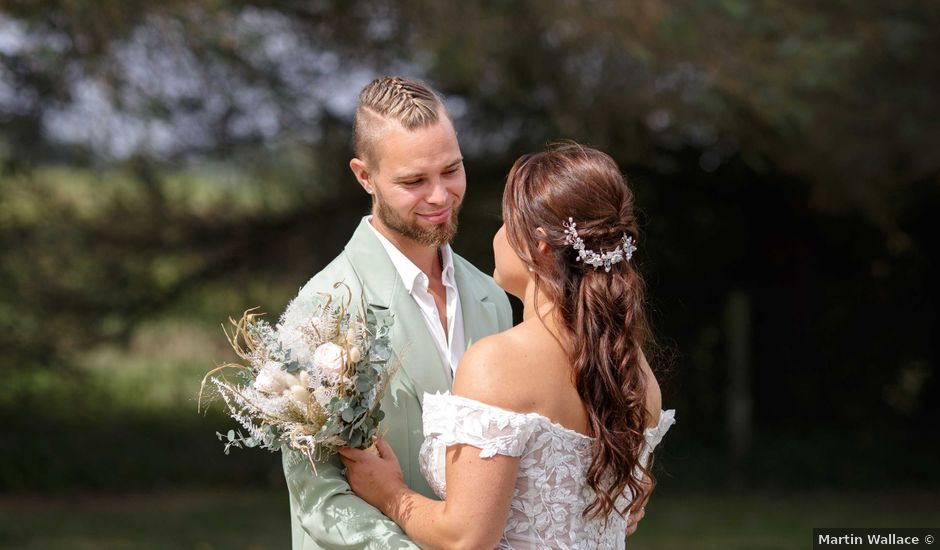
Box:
<box><xmin>393</xmin><ymin>172</ymin><xmax>424</xmax><ymax>182</ymax></box>
<box><xmin>392</xmin><ymin>159</ymin><xmax>464</xmax><ymax>182</ymax></box>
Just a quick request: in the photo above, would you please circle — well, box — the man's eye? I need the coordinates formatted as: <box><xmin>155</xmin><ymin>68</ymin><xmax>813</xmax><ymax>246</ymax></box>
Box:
<box><xmin>401</xmin><ymin>180</ymin><xmax>422</xmax><ymax>186</ymax></box>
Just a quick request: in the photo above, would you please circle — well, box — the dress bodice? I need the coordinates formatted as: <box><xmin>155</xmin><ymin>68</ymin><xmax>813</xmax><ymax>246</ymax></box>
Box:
<box><xmin>419</xmin><ymin>392</ymin><xmax>676</xmax><ymax>549</ymax></box>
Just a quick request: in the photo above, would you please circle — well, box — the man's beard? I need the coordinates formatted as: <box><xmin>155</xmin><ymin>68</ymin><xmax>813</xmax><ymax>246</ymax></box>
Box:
<box><xmin>374</xmin><ymin>194</ymin><xmax>461</xmax><ymax>248</ymax></box>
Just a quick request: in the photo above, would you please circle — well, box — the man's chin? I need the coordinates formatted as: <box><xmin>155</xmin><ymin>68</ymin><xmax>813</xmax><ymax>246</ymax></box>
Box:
<box><xmin>408</xmin><ymin>210</ymin><xmax>459</xmax><ymax>247</ymax></box>
<box><xmin>419</xmin><ymin>223</ymin><xmax>458</xmax><ymax>247</ymax></box>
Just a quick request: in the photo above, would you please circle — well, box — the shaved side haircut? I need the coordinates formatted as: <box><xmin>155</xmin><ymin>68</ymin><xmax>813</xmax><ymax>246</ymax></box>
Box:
<box><xmin>353</xmin><ymin>76</ymin><xmax>450</xmax><ymax>170</ymax></box>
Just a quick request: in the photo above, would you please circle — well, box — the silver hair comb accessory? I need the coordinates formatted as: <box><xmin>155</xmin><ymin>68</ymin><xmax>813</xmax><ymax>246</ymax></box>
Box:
<box><xmin>562</xmin><ymin>217</ymin><xmax>637</xmax><ymax>272</ymax></box>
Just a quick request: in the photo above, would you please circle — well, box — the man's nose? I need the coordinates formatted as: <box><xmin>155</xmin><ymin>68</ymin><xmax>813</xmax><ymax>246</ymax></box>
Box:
<box><xmin>426</xmin><ymin>179</ymin><xmax>449</xmax><ymax>205</ymax></box>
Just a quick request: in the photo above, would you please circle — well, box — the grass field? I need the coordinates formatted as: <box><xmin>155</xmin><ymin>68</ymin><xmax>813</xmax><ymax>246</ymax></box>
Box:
<box><xmin>1</xmin><ymin>488</ymin><xmax>936</xmax><ymax>549</ymax></box>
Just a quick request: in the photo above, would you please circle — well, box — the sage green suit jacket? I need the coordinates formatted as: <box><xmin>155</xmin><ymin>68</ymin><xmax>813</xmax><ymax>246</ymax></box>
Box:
<box><xmin>281</xmin><ymin>217</ymin><xmax>513</xmax><ymax>549</ymax></box>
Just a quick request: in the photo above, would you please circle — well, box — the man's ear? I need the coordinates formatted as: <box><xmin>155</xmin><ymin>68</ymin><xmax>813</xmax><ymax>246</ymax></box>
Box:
<box><xmin>349</xmin><ymin>157</ymin><xmax>374</xmax><ymax>195</ymax></box>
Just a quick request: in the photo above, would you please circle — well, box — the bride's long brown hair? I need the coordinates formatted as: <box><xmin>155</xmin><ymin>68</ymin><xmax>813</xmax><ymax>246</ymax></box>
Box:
<box><xmin>503</xmin><ymin>142</ymin><xmax>655</xmax><ymax>520</ymax></box>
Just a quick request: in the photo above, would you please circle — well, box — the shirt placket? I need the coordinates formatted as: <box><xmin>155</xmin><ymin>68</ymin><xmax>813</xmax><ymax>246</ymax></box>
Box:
<box><xmin>414</xmin><ymin>273</ymin><xmax>451</xmax><ymax>376</ymax></box>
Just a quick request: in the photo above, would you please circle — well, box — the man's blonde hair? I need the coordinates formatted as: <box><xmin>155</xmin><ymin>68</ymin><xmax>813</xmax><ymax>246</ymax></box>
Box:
<box><xmin>353</xmin><ymin>76</ymin><xmax>448</xmax><ymax>168</ymax></box>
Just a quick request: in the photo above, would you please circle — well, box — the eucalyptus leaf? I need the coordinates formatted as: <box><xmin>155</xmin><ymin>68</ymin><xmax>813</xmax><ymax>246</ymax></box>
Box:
<box><xmin>282</xmin><ymin>360</ymin><xmax>301</xmax><ymax>374</ymax></box>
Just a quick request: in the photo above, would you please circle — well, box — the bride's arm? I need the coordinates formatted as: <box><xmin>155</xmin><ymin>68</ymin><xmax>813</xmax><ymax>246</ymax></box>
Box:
<box><xmin>341</xmin><ymin>438</ymin><xmax>518</xmax><ymax>550</ymax></box>
<box><xmin>341</xmin><ymin>338</ymin><xmax>522</xmax><ymax>550</ymax></box>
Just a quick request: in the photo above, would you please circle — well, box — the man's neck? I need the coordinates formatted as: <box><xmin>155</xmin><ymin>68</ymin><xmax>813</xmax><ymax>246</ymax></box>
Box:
<box><xmin>369</xmin><ymin>216</ymin><xmax>442</xmax><ymax>280</ymax></box>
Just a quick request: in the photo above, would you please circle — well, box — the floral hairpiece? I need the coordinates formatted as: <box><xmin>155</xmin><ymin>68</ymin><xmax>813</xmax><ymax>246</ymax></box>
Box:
<box><xmin>562</xmin><ymin>217</ymin><xmax>637</xmax><ymax>273</ymax></box>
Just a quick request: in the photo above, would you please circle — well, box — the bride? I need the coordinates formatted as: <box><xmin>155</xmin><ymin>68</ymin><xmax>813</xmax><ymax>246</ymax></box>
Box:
<box><xmin>340</xmin><ymin>143</ymin><xmax>675</xmax><ymax>549</ymax></box>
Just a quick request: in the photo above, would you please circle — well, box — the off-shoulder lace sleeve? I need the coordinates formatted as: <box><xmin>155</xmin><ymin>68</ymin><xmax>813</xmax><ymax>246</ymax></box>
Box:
<box><xmin>423</xmin><ymin>392</ymin><xmax>537</xmax><ymax>458</ymax></box>
<box><xmin>645</xmin><ymin>408</ymin><xmax>677</xmax><ymax>450</ymax></box>
<box><xmin>636</xmin><ymin>408</ymin><xmax>677</xmax><ymax>470</ymax></box>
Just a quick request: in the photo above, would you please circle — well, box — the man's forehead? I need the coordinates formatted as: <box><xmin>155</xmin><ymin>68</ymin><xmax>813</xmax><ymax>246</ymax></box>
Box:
<box><xmin>375</xmin><ymin>120</ymin><xmax>461</xmax><ymax>175</ymax></box>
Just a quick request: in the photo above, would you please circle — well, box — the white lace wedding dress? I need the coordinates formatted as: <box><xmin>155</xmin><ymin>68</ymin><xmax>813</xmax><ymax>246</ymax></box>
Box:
<box><xmin>419</xmin><ymin>392</ymin><xmax>676</xmax><ymax>549</ymax></box>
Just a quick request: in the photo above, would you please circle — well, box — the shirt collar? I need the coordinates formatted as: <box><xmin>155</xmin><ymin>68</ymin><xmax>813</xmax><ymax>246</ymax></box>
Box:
<box><xmin>366</xmin><ymin>216</ymin><xmax>455</xmax><ymax>295</ymax></box>
<box><xmin>440</xmin><ymin>242</ymin><xmax>456</xmax><ymax>289</ymax></box>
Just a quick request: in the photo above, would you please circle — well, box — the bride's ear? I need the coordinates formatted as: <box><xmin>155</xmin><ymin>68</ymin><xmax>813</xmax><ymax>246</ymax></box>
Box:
<box><xmin>535</xmin><ymin>227</ymin><xmax>551</xmax><ymax>256</ymax></box>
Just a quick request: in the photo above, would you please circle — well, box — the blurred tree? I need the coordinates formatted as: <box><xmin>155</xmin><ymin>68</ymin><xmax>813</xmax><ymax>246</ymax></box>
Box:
<box><xmin>1</xmin><ymin>0</ymin><xmax>937</xmax><ymax>485</ymax></box>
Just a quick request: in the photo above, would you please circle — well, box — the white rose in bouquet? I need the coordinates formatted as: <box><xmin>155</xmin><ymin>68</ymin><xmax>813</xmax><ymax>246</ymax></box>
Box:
<box><xmin>313</xmin><ymin>342</ymin><xmax>347</xmax><ymax>383</ymax></box>
<box><xmin>278</xmin><ymin>315</ymin><xmax>335</xmax><ymax>366</ymax></box>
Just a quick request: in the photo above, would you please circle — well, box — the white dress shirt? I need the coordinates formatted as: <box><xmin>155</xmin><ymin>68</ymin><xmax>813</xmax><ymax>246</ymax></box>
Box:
<box><xmin>367</xmin><ymin>217</ymin><xmax>465</xmax><ymax>380</ymax></box>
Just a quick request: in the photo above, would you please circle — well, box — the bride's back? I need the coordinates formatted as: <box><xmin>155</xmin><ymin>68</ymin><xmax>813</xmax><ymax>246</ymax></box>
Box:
<box><xmin>480</xmin><ymin>320</ymin><xmax>589</xmax><ymax>433</ymax></box>
<box><xmin>454</xmin><ymin>318</ymin><xmax>661</xmax><ymax>438</ymax></box>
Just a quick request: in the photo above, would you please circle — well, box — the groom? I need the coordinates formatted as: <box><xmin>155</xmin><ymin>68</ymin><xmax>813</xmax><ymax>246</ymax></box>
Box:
<box><xmin>279</xmin><ymin>76</ymin><xmax>511</xmax><ymax>549</ymax></box>
<box><xmin>279</xmin><ymin>77</ymin><xmax>646</xmax><ymax>549</ymax></box>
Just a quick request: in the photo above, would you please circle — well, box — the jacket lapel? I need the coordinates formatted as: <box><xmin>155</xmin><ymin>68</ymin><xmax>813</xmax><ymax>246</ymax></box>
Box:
<box><xmin>454</xmin><ymin>258</ymin><xmax>500</xmax><ymax>350</ymax></box>
<box><xmin>344</xmin><ymin>218</ymin><xmax>449</xmax><ymax>405</ymax></box>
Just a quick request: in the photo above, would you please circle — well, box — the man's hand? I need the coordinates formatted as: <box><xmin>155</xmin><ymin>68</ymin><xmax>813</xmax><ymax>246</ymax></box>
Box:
<box><xmin>625</xmin><ymin>504</ymin><xmax>645</xmax><ymax>536</ymax></box>
<box><xmin>339</xmin><ymin>438</ymin><xmax>407</xmax><ymax>515</ymax></box>
<box><xmin>626</xmin><ymin>473</ymin><xmax>654</xmax><ymax>537</ymax></box>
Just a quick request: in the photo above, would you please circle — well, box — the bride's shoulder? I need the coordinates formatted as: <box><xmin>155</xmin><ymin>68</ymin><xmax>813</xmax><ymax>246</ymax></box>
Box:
<box><xmin>452</xmin><ymin>329</ymin><xmax>541</xmax><ymax>414</ymax></box>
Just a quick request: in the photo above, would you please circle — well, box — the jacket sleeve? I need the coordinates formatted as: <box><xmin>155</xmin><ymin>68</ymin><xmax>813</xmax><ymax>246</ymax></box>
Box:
<box><xmin>279</xmin><ymin>266</ymin><xmax>420</xmax><ymax>549</ymax></box>
<box><xmin>282</xmin><ymin>448</ymin><xmax>420</xmax><ymax>549</ymax></box>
